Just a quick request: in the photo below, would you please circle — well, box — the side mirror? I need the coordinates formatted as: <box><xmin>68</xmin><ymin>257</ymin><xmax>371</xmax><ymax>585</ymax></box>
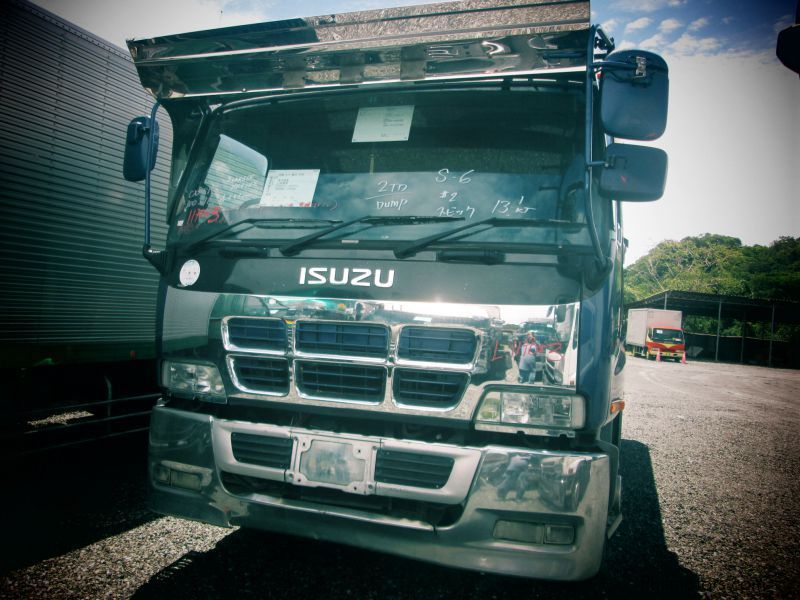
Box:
<box><xmin>123</xmin><ymin>116</ymin><xmax>159</xmax><ymax>182</ymax></box>
<box><xmin>777</xmin><ymin>24</ymin><xmax>800</xmax><ymax>75</ymax></box>
<box><xmin>600</xmin><ymin>142</ymin><xmax>667</xmax><ymax>202</ymax></box>
<box><xmin>600</xmin><ymin>50</ymin><xmax>669</xmax><ymax>141</ymax></box>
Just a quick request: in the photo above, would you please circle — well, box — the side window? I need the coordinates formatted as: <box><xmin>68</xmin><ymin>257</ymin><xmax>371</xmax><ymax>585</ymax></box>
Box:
<box><xmin>203</xmin><ymin>135</ymin><xmax>269</xmax><ymax>210</ymax></box>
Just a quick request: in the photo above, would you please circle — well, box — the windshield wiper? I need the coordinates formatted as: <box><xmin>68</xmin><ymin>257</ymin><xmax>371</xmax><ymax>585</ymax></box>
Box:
<box><xmin>394</xmin><ymin>217</ymin><xmax>584</xmax><ymax>259</ymax></box>
<box><xmin>279</xmin><ymin>215</ymin><xmax>464</xmax><ymax>257</ymax></box>
<box><xmin>182</xmin><ymin>218</ymin><xmax>342</xmax><ymax>254</ymax></box>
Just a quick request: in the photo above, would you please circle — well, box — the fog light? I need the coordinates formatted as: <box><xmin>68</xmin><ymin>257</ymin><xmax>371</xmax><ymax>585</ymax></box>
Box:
<box><xmin>153</xmin><ymin>464</ymin><xmax>170</xmax><ymax>484</ymax></box>
<box><xmin>162</xmin><ymin>360</ymin><xmax>227</xmax><ymax>403</ymax></box>
<box><xmin>171</xmin><ymin>470</ymin><xmax>203</xmax><ymax>491</ymax></box>
<box><xmin>545</xmin><ymin>524</ymin><xmax>575</xmax><ymax>545</ymax></box>
<box><xmin>493</xmin><ymin>520</ymin><xmax>544</xmax><ymax>544</ymax></box>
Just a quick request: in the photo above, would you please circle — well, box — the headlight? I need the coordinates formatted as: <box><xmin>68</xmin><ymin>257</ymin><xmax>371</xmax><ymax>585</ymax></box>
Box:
<box><xmin>475</xmin><ymin>389</ymin><xmax>585</xmax><ymax>434</ymax></box>
<box><xmin>162</xmin><ymin>360</ymin><xmax>227</xmax><ymax>403</ymax></box>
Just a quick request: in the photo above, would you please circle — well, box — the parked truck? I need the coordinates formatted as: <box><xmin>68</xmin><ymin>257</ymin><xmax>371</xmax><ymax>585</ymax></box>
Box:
<box><xmin>0</xmin><ymin>0</ymin><xmax>170</xmax><ymax>450</ymax></box>
<box><xmin>123</xmin><ymin>0</ymin><xmax>669</xmax><ymax>580</ymax></box>
<box><xmin>626</xmin><ymin>308</ymin><xmax>685</xmax><ymax>361</ymax></box>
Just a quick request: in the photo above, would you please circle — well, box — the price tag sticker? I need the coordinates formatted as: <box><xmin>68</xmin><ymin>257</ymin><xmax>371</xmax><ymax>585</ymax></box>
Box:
<box><xmin>352</xmin><ymin>106</ymin><xmax>414</xmax><ymax>143</ymax></box>
<box><xmin>260</xmin><ymin>169</ymin><xmax>321</xmax><ymax>207</ymax></box>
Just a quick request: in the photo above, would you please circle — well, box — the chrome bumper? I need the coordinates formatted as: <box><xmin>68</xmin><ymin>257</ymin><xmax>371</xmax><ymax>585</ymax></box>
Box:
<box><xmin>148</xmin><ymin>406</ymin><xmax>610</xmax><ymax>581</ymax></box>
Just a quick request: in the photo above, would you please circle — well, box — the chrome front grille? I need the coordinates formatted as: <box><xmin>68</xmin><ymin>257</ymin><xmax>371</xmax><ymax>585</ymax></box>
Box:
<box><xmin>392</xmin><ymin>369</ymin><xmax>468</xmax><ymax>409</ymax></box>
<box><xmin>295</xmin><ymin>321</ymin><xmax>389</xmax><ymax>359</ymax></box>
<box><xmin>231</xmin><ymin>356</ymin><xmax>290</xmax><ymax>394</ymax></box>
<box><xmin>223</xmin><ymin>318</ymin><xmax>477</xmax><ymax>408</ymax></box>
<box><xmin>226</xmin><ymin>317</ymin><xmax>287</xmax><ymax>352</ymax></box>
<box><xmin>397</xmin><ymin>327</ymin><xmax>477</xmax><ymax>364</ymax></box>
<box><xmin>295</xmin><ymin>362</ymin><xmax>386</xmax><ymax>402</ymax></box>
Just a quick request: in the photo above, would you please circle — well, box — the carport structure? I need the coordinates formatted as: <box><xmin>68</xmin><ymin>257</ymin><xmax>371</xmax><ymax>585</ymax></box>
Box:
<box><xmin>626</xmin><ymin>290</ymin><xmax>800</xmax><ymax>368</ymax></box>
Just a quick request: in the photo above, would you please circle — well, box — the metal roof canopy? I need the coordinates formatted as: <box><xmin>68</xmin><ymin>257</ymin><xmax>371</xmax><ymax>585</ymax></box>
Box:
<box><xmin>626</xmin><ymin>290</ymin><xmax>800</xmax><ymax>366</ymax></box>
<box><xmin>126</xmin><ymin>0</ymin><xmax>590</xmax><ymax>100</ymax></box>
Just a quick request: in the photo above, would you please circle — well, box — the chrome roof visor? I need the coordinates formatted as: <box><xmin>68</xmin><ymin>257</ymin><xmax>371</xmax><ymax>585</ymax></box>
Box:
<box><xmin>126</xmin><ymin>0</ymin><xmax>590</xmax><ymax>100</ymax></box>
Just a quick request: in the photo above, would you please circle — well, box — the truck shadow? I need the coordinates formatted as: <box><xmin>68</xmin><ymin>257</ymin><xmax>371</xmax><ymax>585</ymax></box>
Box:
<box><xmin>0</xmin><ymin>435</ymin><xmax>158</xmax><ymax>575</ymax></box>
<box><xmin>133</xmin><ymin>438</ymin><xmax>699</xmax><ymax>598</ymax></box>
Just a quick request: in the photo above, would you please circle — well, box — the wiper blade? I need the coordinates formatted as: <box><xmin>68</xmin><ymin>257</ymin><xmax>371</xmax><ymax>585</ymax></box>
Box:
<box><xmin>182</xmin><ymin>218</ymin><xmax>342</xmax><ymax>253</ymax></box>
<box><xmin>394</xmin><ymin>217</ymin><xmax>583</xmax><ymax>258</ymax></box>
<box><xmin>279</xmin><ymin>215</ymin><xmax>464</xmax><ymax>257</ymax></box>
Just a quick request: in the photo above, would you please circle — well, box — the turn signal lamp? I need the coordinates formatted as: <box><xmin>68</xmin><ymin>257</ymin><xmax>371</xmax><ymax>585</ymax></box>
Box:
<box><xmin>162</xmin><ymin>360</ymin><xmax>227</xmax><ymax>403</ymax></box>
<box><xmin>475</xmin><ymin>389</ymin><xmax>585</xmax><ymax>435</ymax></box>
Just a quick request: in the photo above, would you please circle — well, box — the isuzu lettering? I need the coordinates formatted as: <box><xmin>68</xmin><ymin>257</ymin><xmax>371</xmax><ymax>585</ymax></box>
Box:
<box><xmin>123</xmin><ymin>0</ymin><xmax>669</xmax><ymax>580</ymax></box>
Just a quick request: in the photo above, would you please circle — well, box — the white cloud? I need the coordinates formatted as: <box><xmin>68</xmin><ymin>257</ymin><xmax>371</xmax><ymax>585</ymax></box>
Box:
<box><xmin>688</xmin><ymin>17</ymin><xmax>711</xmax><ymax>32</ymax></box>
<box><xmin>601</xmin><ymin>18</ymin><xmax>620</xmax><ymax>37</ymax></box>
<box><xmin>612</xmin><ymin>0</ymin><xmax>669</xmax><ymax>12</ymax></box>
<box><xmin>639</xmin><ymin>32</ymin><xmax>668</xmax><ymax>51</ymax></box>
<box><xmin>625</xmin><ymin>17</ymin><xmax>653</xmax><ymax>34</ymax></box>
<box><xmin>668</xmin><ymin>32</ymin><xmax>723</xmax><ymax>56</ymax></box>
<box><xmin>659</xmin><ymin>18</ymin><xmax>682</xmax><ymax>33</ymax></box>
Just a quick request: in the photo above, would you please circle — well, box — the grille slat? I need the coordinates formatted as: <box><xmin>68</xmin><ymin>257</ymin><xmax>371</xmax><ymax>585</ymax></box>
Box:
<box><xmin>231</xmin><ymin>432</ymin><xmax>293</xmax><ymax>469</ymax></box>
<box><xmin>398</xmin><ymin>327</ymin><xmax>477</xmax><ymax>364</ymax></box>
<box><xmin>296</xmin><ymin>322</ymin><xmax>388</xmax><ymax>358</ymax></box>
<box><xmin>375</xmin><ymin>449</ymin><xmax>454</xmax><ymax>489</ymax></box>
<box><xmin>393</xmin><ymin>369</ymin><xmax>468</xmax><ymax>408</ymax></box>
<box><xmin>233</xmin><ymin>356</ymin><xmax>290</xmax><ymax>393</ymax></box>
<box><xmin>296</xmin><ymin>362</ymin><xmax>385</xmax><ymax>402</ymax></box>
<box><xmin>227</xmin><ymin>318</ymin><xmax>287</xmax><ymax>351</ymax></box>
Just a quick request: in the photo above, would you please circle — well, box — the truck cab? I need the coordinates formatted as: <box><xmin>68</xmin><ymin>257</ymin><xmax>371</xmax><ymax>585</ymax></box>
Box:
<box><xmin>123</xmin><ymin>0</ymin><xmax>668</xmax><ymax>581</ymax></box>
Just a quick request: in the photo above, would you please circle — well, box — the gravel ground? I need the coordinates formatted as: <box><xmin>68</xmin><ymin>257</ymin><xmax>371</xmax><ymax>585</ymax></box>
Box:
<box><xmin>1</xmin><ymin>358</ymin><xmax>798</xmax><ymax>598</ymax></box>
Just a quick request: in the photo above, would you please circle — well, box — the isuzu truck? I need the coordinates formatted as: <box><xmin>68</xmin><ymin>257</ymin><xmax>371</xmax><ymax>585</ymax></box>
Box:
<box><xmin>123</xmin><ymin>0</ymin><xmax>669</xmax><ymax>580</ymax></box>
<box><xmin>626</xmin><ymin>308</ymin><xmax>685</xmax><ymax>361</ymax></box>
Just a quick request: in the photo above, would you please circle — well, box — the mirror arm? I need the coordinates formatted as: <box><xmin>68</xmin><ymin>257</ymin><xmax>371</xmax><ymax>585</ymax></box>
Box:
<box><xmin>142</xmin><ymin>100</ymin><xmax>170</xmax><ymax>276</ymax></box>
<box><xmin>584</xmin><ymin>26</ymin><xmax>612</xmax><ymax>274</ymax></box>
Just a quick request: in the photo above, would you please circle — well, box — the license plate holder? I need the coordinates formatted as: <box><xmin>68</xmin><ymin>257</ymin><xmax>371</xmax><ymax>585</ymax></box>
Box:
<box><xmin>290</xmin><ymin>435</ymin><xmax>376</xmax><ymax>495</ymax></box>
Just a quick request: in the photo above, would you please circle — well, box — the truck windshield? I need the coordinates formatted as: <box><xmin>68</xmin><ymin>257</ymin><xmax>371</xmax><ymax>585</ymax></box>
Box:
<box><xmin>169</xmin><ymin>84</ymin><xmax>608</xmax><ymax>253</ymax></box>
<box><xmin>650</xmin><ymin>328</ymin><xmax>684</xmax><ymax>343</ymax></box>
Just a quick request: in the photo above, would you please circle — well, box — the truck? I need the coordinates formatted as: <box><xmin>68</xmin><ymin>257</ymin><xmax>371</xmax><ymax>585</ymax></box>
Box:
<box><xmin>122</xmin><ymin>0</ymin><xmax>669</xmax><ymax>581</ymax></box>
<box><xmin>626</xmin><ymin>308</ymin><xmax>685</xmax><ymax>361</ymax></box>
<box><xmin>0</xmin><ymin>0</ymin><xmax>170</xmax><ymax>450</ymax></box>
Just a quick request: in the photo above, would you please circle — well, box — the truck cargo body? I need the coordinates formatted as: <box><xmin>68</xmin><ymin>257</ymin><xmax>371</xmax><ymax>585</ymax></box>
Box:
<box><xmin>124</xmin><ymin>0</ymin><xmax>669</xmax><ymax>581</ymax></box>
<box><xmin>626</xmin><ymin>308</ymin><xmax>684</xmax><ymax>361</ymax></box>
<box><xmin>0</xmin><ymin>0</ymin><xmax>170</xmax><ymax>419</ymax></box>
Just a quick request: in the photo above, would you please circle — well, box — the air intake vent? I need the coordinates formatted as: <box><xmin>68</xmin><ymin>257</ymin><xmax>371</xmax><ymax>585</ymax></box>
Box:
<box><xmin>226</xmin><ymin>318</ymin><xmax>287</xmax><ymax>351</ymax></box>
<box><xmin>375</xmin><ymin>449</ymin><xmax>454</xmax><ymax>489</ymax></box>
<box><xmin>397</xmin><ymin>327</ymin><xmax>477</xmax><ymax>364</ymax></box>
<box><xmin>232</xmin><ymin>356</ymin><xmax>290</xmax><ymax>394</ymax></box>
<box><xmin>393</xmin><ymin>370</ymin><xmax>468</xmax><ymax>408</ymax></box>
<box><xmin>296</xmin><ymin>362</ymin><xmax>385</xmax><ymax>402</ymax></box>
<box><xmin>295</xmin><ymin>322</ymin><xmax>388</xmax><ymax>358</ymax></box>
<box><xmin>231</xmin><ymin>432</ymin><xmax>293</xmax><ymax>469</ymax></box>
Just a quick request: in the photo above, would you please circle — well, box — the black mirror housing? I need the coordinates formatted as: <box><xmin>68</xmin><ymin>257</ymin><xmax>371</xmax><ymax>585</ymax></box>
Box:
<box><xmin>123</xmin><ymin>116</ymin><xmax>159</xmax><ymax>182</ymax></box>
<box><xmin>600</xmin><ymin>50</ymin><xmax>669</xmax><ymax>141</ymax></box>
<box><xmin>600</xmin><ymin>142</ymin><xmax>667</xmax><ymax>202</ymax></box>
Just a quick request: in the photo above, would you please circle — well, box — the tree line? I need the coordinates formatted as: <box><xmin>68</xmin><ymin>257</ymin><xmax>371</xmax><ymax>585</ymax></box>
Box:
<box><xmin>624</xmin><ymin>234</ymin><xmax>800</xmax><ymax>339</ymax></box>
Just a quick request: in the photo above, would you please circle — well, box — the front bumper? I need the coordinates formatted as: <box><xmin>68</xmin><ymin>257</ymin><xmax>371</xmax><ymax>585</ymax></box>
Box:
<box><xmin>148</xmin><ymin>405</ymin><xmax>610</xmax><ymax>581</ymax></box>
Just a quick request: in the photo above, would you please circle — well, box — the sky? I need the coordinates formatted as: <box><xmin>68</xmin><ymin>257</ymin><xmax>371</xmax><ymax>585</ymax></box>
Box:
<box><xmin>29</xmin><ymin>0</ymin><xmax>800</xmax><ymax>265</ymax></box>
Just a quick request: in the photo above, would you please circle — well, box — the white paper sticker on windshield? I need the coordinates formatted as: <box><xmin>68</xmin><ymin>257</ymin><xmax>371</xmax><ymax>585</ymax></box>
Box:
<box><xmin>260</xmin><ymin>169</ymin><xmax>320</xmax><ymax>207</ymax></box>
<box><xmin>352</xmin><ymin>106</ymin><xmax>414</xmax><ymax>143</ymax></box>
